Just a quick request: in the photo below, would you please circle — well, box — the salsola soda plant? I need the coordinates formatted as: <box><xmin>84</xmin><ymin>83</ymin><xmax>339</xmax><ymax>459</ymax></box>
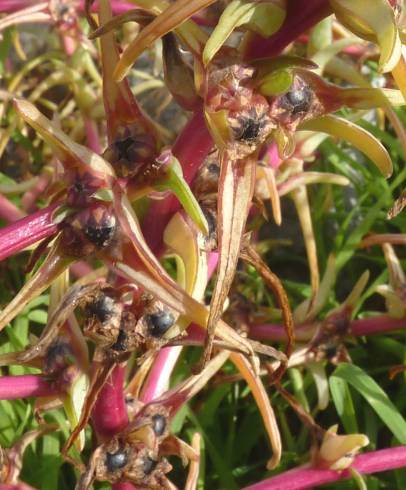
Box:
<box><xmin>3</xmin><ymin>0</ymin><xmax>406</xmax><ymax>488</ymax></box>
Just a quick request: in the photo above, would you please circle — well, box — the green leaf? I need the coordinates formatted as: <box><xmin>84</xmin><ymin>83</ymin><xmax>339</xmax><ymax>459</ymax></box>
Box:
<box><xmin>331</xmin><ymin>363</ymin><xmax>406</xmax><ymax>444</ymax></box>
<box><xmin>329</xmin><ymin>375</ymin><xmax>359</xmax><ymax>434</ymax></box>
<box><xmin>27</xmin><ymin>310</ymin><xmax>48</xmax><ymax>324</ymax></box>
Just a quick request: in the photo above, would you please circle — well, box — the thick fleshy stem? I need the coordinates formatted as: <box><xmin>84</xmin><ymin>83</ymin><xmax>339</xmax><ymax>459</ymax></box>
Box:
<box><xmin>143</xmin><ymin>106</ymin><xmax>213</xmax><ymax>254</ymax></box>
<box><xmin>244</xmin><ymin>446</ymin><xmax>406</xmax><ymax>490</ymax></box>
<box><xmin>140</xmin><ymin>252</ymin><xmax>219</xmax><ymax>402</ymax></box>
<box><xmin>243</xmin><ymin>0</ymin><xmax>332</xmax><ymax>61</ymax></box>
<box><xmin>0</xmin><ymin>202</ymin><xmax>60</xmax><ymax>262</ymax></box>
<box><xmin>112</xmin><ymin>483</ymin><xmax>137</xmax><ymax>490</ymax></box>
<box><xmin>0</xmin><ymin>374</ymin><xmax>60</xmax><ymax>400</ymax></box>
<box><xmin>0</xmin><ymin>193</ymin><xmax>25</xmax><ymax>222</ymax></box>
<box><xmin>91</xmin><ymin>364</ymin><xmax>128</xmax><ymax>440</ymax></box>
<box><xmin>84</xmin><ymin>118</ymin><xmax>102</xmax><ymax>154</ymax></box>
<box><xmin>249</xmin><ymin>315</ymin><xmax>406</xmax><ymax>342</ymax></box>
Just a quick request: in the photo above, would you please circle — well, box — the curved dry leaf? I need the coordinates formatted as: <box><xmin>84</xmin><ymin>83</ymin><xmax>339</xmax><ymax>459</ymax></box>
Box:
<box><xmin>203</xmin><ymin>153</ymin><xmax>256</xmax><ymax>367</ymax></box>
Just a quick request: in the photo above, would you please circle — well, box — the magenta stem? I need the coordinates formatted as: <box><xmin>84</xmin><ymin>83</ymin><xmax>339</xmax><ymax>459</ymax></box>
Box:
<box><xmin>0</xmin><ymin>193</ymin><xmax>25</xmax><ymax>222</ymax></box>
<box><xmin>84</xmin><ymin>118</ymin><xmax>102</xmax><ymax>154</ymax></box>
<box><xmin>91</xmin><ymin>364</ymin><xmax>128</xmax><ymax>440</ymax></box>
<box><xmin>0</xmin><ymin>202</ymin><xmax>60</xmax><ymax>262</ymax></box>
<box><xmin>22</xmin><ymin>172</ymin><xmax>51</xmax><ymax>213</ymax></box>
<box><xmin>143</xmin><ymin>106</ymin><xmax>213</xmax><ymax>253</ymax></box>
<box><xmin>244</xmin><ymin>446</ymin><xmax>406</xmax><ymax>490</ymax></box>
<box><xmin>243</xmin><ymin>0</ymin><xmax>332</xmax><ymax>60</ymax></box>
<box><xmin>0</xmin><ymin>374</ymin><xmax>59</xmax><ymax>400</ymax></box>
<box><xmin>249</xmin><ymin>315</ymin><xmax>406</xmax><ymax>342</ymax></box>
<box><xmin>351</xmin><ymin>316</ymin><xmax>406</xmax><ymax>336</ymax></box>
<box><xmin>112</xmin><ymin>483</ymin><xmax>137</xmax><ymax>490</ymax></box>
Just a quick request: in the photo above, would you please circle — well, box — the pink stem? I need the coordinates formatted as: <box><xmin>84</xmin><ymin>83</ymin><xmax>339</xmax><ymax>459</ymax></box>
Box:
<box><xmin>0</xmin><ymin>0</ymin><xmax>37</xmax><ymax>12</ymax></box>
<box><xmin>143</xmin><ymin>106</ymin><xmax>213</xmax><ymax>254</ymax></box>
<box><xmin>0</xmin><ymin>194</ymin><xmax>25</xmax><ymax>222</ymax></box>
<box><xmin>244</xmin><ymin>446</ymin><xmax>406</xmax><ymax>490</ymax></box>
<box><xmin>0</xmin><ymin>202</ymin><xmax>60</xmax><ymax>262</ymax></box>
<box><xmin>22</xmin><ymin>172</ymin><xmax>51</xmax><ymax>213</ymax></box>
<box><xmin>140</xmin><ymin>346</ymin><xmax>183</xmax><ymax>403</ymax></box>
<box><xmin>243</xmin><ymin>0</ymin><xmax>332</xmax><ymax>60</ymax></box>
<box><xmin>249</xmin><ymin>315</ymin><xmax>406</xmax><ymax>342</ymax></box>
<box><xmin>0</xmin><ymin>375</ymin><xmax>59</xmax><ymax>400</ymax></box>
<box><xmin>112</xmin><ymin>483</ymin><xmax>137</xmax><ymax>490</ymax></box>
<box><xmin>91</xmin><ymin>364</ymin><xmax>128</xmax><ymax>440</ymax></box>
<box><xmin>351</xmin><ymin>316</ymin><xmax>406</xmax><ymax>336</ymax></box>
<box><xmin>84</xmin><ymin>118</ymin><xmax>102</xmax><ymax>154</ymax></box>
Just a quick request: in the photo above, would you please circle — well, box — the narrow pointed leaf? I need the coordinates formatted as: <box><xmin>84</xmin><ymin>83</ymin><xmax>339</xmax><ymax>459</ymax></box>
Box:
<box><xmin>332</xmin><ymin>363</ymin><xmax>406</xmax><ymax>444</ymax></box>
<box><xmin>330</xmin><ymin>0</ymin><xmax>401</xmax><ymax>72</ymax></box>
<box><xmin>300</xmin><ymin>115</ymin><xmax>393</xmax><ymax>178</ymax></box>
<box><xmin>114</xmin><ymin>0</ymin><xmax>214</xmax><ymax>81</ymax></box>
<box><xmin>156</xmin><ymin>158</ymin><xmax>209</xmax><ymax>234</ymax></box>
<box><xmin>98</xmin><ymin>0</ymin><xmax>156</xmax><ymax>142</ymax></box>
<box><xmin>203</xmin><ymin>0</ymin><xmax>285</xmax><ymax>65</ymax></box>
<box><xmin>230</xmin><ymin>352</ymin><xmax>282</xmax><ymax>469</ymax></box>
<box><xmin>0</xmin><ymin>244</ymin><xmax>72</xmax><ymax>332</ymax></box>
<box><xmin>14</xmin><ymin>99</ymin><xmax>115</xmax><ymax>178</ymax></box>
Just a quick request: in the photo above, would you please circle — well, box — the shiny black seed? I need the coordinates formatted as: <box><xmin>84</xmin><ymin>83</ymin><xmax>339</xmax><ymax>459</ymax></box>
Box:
<box><xmin>236</xmin><ymin>118</ymin><xmax>261</xmax><ymax>142</ymax></box>
<box><xmin>151</xmin><ymin>414</ymin><xmax>166</xmax><ymax>436</ymax></box>
<box><xmin>282</xmin><ymin>87</ymin><xmax>312</xmax><ymax>114</ymax></box>
<box><xmin>143</xmin><ymin>456</ymin><xmax>158</xmax><ymax>475</ymax></box>
<box><xmin>85</xmin><ymin>224</ymin><xmax>115</xmax><ymax>248</ymax></box>
<box><xmin>203</xmin><ymin>209</ymin><xmax>217</xmax><ymax>238</ymax></box>
<box><xmin>146</xmin><ymin>311</ymin><xmax>175</xmax><ymax>337</ymax></box>
<box><xmin>115</xmin><ymin>137</ymin><xmax>136</xmax><ymax>161</ymax></box>
<box><xmin>87</xmin><ymin>294</ymin><xmax>115</xmax><ymax>324</ymax></box>
<box><xmin>44</xmin><ymin>342</ymin><xmax>72</xmax><ymax>373</ymax></box>
<box><xmin>111</xmin><ymin>329</ymin><xmax>128</xmax><ymax>351</ymax></box>
<box><xmin>325</xmin><ymin>345</ymin><xmax>337</xmax><ymax>359</ymax></box>
<box><xmin>106</xmin><ymin>449</ymin><xmax>128</xmax><ymax>472</ymax></box>
<box><xmin>207</xmin><ymin>163</ymin><xmax>220</xmax><ymax>175</ymax></box>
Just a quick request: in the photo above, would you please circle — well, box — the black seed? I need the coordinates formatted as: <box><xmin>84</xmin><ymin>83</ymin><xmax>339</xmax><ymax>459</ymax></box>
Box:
<box><xmin>111</xmin><ymin>329</ymin><xmax>128</xmax><ymax>351</ymax></box>
<box><xmin>282</xmin><ymin>86</ymin><xmax>312</xmax><ymax>114</ymax></box>
<box><xmin>87</xmin><ymin>294</ymin><xmax>115</xmax><ymax>324</ymax></box>
<box><xmin>146</xmin><ymin>311</ymin><xmax>175</xmax><ymax>337</ymax></box>
<box><xmin>236</xmin><ymin>118</ymin><xmax>261</xmax><ymax>142</ymax></box>
<box><xmin>207</xmin><ymin>163</ymin><xmax>220</xmax><ymax>176</ymax></box>
<box><xmin>44</xmin><ymin>342</ymin><xmax>72</xmax><ymax>373</ymax></box>
<box><xmin>106</xmin><ymin>449</ymin><xmax>128</xmax><ymax>472</ymax></box>
<box><xmin>203</xmin><ymin>209</ymin><xmax>217</xmax><ymax>238</ymax></box>
<box><xmin>151</xmin><ymin>414</ymin><xmax>166</xmax><ymax>436</ymax></box>
<box><xmin>143</xmin><ymin>456</ymin><xmax>158</xmax><ymax>475</ymax></box>
<box><xmin>325</xmin><ymin>345</ymin><xmax>337</xmax><ymax>359</ymax></box>
<box><xmin>85</xmin><ymin>224</ymin><xmax>115</xmax><ymax>248</ymax></box>
<box><xmin>115</xmin><ymin>137</ymin><xmax>136</xmax><ymax>161</ymax></box>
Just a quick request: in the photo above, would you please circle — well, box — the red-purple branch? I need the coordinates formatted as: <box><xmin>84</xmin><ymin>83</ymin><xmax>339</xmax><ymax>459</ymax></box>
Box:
<box><xmin>0</xmin><ymin>202</ymin><xmax>60</xmax><ymax>262</ymax></box>
<box><xmin>243</xmin><ymin>0</ymin><xmax>332</xmax><ymax>60</ymax></box>
<box><xmin>0</xmin><ymin>374</ymin><xmax>59</xmax><ymax>400</ymax></box>
<box><xmin>143</xmin><ymin>106</ymin><xmax>213</xmax><ymax>254</ymax></box>
<box><xmin>249</xmin><ymin>315</ymin><xmax>406</xmax><ymax>342</ymax></box>
<box><xmin>244</xmin><ymin>446</ymin><xmax>406</xmax><ymax>490</ymax></box>
<box><xmin>91</xmin><ymin>364</ymin><xmax>128</xmax><ymax>440</ymax></box>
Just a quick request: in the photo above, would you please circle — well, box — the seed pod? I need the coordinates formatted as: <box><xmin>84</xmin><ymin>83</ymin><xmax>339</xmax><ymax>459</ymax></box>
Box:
<box><xmin>103</xmin><ymin>124</ymin><xmax>158</xmax><ymax>180</ymax></box>
<box><xmin>268</xmin><ymin>75</ymin><xmax>323</xmax><ymax>132</ymax></box>
<box><xmin>60</xmin><ymin>203</ymin><xmax>117</xmax><ymax>258</ymax></box>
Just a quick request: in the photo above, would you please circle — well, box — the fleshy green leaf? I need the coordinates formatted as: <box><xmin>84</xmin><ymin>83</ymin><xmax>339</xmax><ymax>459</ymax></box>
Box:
<box><xmin>331</xmin><ymin>363</ymin><xmax>406</xmax><ymax>444</ymax></box>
